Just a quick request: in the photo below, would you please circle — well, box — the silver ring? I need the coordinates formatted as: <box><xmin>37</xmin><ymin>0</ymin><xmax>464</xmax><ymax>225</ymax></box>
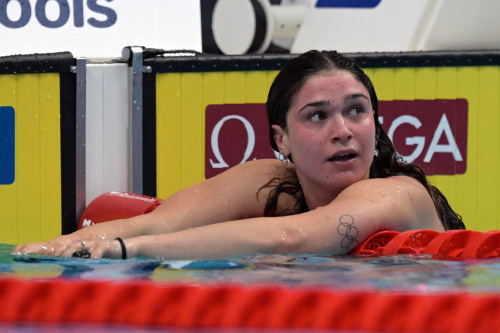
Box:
<box><xmin>81</xmin><ymin>241</ymin><xmax>86</xmax><ymax>252</ymax></box>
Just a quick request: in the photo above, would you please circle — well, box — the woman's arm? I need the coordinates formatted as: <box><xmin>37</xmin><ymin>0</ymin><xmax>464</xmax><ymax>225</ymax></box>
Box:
<box><xmin>83</xmin><ymin>175</ymin><xmax>444</xmax><ymax>260</ymax></box>
<box><xmin>14</xmin><ymin>159</ymin><xmax>287</xmax><ymax>256</ymax></box>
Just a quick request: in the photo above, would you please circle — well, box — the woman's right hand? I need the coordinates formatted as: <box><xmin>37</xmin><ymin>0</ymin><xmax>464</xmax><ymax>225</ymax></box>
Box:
<box><xmin>13</xmin><ymin>234</ymin><xmax>85</xmax><ymax>257</ymax></box>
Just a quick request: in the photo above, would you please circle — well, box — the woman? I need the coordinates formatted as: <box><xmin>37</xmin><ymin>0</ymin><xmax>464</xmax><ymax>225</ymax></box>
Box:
<box><xmin>14</xmin><ymin>50</ymin><xmax>464</xmax><ymax>259</ymax></box>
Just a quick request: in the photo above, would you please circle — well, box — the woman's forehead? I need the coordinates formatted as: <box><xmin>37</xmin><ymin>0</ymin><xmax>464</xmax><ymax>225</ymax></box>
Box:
<box><xmin>292</xmin><ymin>71</ymin><xmax>370</xmax><ymax>106</ymax></box>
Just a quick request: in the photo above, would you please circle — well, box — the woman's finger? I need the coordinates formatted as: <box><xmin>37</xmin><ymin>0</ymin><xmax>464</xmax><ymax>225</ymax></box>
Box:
<box><xmin>13</xmin><ymin>242</ymin><xmax>54</xmax><ymax>256</ymax></box>
<box><xmin>89</xmin><ymin>240</ymin><xmax>123</xmax><ymax>259</ymax></box>
<box><xmin>59</xmin><ymin>240</ymin><xmax>83</xmax><ymax>257</ymax></box>
<box><xmin>88</xmin><ymin>242</ymin><xmax>105</xmax><ymax>259</ymax></box>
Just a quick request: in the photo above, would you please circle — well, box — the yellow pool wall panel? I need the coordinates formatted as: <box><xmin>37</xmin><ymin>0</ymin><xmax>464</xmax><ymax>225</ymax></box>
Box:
<box><xmin>156</xmin><ymin>65</ymin><xmax>500</xmax><ymax>232</ymax></box>
<box><xmin>0</xmin><ymin>73</ymin><xmax>62</xmax><ymax>244</ymax></box>
<box><xmin>156</xmin><ymin>70</ymin><xmax>278</xmax><ymax>199</ymax></box>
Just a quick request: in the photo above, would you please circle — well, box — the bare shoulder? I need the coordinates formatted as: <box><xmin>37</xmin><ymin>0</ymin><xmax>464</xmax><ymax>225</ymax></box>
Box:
<box><xmin>198</xmin><ymin>159</ymin><xmax>292</xmax><ymax>215</ymax></box>
<box><xmin>152</xmin><ymin>159</ymin><xmax>290</xmax><ymax>228</ymax></box>
<box><xmin>220</xmin><ymin>158</ymin><xmax>283</xmax><ymax>175</ymax></box>
<box><xmin>336</xmin><ymin>176</ymin><xmax>443</xmax><ymax>231</ymax></box>
<box><xmin>210</xmin><ymin>159</ymin><xmax>292</xmax><ymax>186</ymax></box>
<box><xmin>339</xmin><ymin>175</ymin><xmax>430</xmax><ymax>200</ymax></box>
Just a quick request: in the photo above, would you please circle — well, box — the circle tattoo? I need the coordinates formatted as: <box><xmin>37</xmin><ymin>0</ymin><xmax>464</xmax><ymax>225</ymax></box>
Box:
<box><xmin>337</xmin><ymin>215</ymin><xmax>359</xmax><ymax>250</ymax></box>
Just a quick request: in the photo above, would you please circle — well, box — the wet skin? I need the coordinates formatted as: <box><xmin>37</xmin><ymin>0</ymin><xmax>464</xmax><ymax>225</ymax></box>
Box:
<box><xmin>273</xmin><ymin>71</ymin><xmax>377</xmax><ymax>210</ymax></box>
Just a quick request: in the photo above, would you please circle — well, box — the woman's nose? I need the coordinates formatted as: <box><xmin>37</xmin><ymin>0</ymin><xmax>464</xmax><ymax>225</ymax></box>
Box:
<box><xmin>331</xmin><ymin>116</ymin><xmax>353</xmax><ymax>142</ymax></box>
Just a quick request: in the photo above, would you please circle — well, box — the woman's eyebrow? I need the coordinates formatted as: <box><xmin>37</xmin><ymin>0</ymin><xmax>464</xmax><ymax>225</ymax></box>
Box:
<box><xmin>345</xmin><ymin>93</ymin><xmax>370</xmax><ymax>103</ymax></box>
<box><xmin>298</xmin><ymin>100</ymin><xmax>330</xmax><ymax>113</ymax></box>
<box><xmin>297</xmin><ymin>93</ymin><xmax>370</xmax><ymax>113</ymax></box>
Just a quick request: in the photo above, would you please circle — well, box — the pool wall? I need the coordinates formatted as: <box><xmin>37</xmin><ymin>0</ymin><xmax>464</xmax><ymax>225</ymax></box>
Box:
<box><xmin>0</xmin><ymin>53</ymin><xmax>77</xmax><ymax>244</ymax></box>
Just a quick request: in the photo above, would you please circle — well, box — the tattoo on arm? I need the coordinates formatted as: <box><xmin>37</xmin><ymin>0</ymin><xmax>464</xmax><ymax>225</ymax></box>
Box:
<box><xmin>337</xmin><ymin>215</ymin><xmax>359</xmax><ymax>250</ymax></box>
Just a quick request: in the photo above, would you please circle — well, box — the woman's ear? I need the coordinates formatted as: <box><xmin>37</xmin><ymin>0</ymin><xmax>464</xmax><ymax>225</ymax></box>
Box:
<box><xmin>272</xmin><ymin>124</ymin><xmax>289</xmax><ymax>156</ymax></box>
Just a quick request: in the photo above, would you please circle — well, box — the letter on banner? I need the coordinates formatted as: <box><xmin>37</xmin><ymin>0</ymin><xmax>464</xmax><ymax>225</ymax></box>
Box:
<box><xmin>205</xmin><ymin>104</ymin><xmax>276</xmax><ymax>179</ymax></box>
<box><xmin>378</xmin><ymin>99</ymin><xmax>468</xmax><ymax>175</ymax></box>
<box><xmin>210</xmin><ymin>115</ymin><xmax>256</xmax><ymax>168</ymax></box>
<box><xmin>388</xmin><ymin>115</ymin><xmax>425</xmax><ymax>163</ymax></box>
<box><xmin>424</xmin><ymin>113</ymin><xmax>463</xmax><ymax>163</ymax></box>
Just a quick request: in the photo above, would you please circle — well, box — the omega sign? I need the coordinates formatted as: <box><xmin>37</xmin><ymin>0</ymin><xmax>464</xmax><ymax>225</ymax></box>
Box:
<box><xmin>205</xmin><ymin>99</ymin><xmax>468</xmax><ymax>179</ymax></box>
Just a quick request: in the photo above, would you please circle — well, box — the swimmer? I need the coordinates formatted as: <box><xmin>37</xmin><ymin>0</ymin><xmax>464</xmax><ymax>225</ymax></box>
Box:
<box><xmin>14</xmin><ymin>50</ymin><xmax>465</xmax><ymax>260</ymax></box>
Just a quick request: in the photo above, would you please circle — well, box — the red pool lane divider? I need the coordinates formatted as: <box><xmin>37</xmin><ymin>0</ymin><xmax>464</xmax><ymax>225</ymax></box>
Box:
<box><xmin>350</xmin><ymin>229</ymin><xmax>500</xmax><ymax>259</ymax></box>
<box><xmin>0</xmin><ymin>278</ymin><xmax>500</xmax><ymax>332</ymax></box>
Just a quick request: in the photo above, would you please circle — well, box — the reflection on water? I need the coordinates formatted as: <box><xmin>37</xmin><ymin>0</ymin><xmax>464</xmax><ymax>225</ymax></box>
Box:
<box><xmin>2</xmin><ymin>243</ymin><xmax>500</xmax><ymax>293</ymax></box>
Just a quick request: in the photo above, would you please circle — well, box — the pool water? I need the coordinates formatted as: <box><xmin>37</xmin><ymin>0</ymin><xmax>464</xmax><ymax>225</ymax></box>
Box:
<box><xmin>1</xmin><ymin>243</ymin><xmax>500</xmax><ymax>293</ymax></box>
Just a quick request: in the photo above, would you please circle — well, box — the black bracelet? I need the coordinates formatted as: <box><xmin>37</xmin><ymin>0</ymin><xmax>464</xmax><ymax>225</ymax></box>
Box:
<box><xmin>115</xmin><ymin>237</ymin><xmax>127</xmax><ymax>259</ymax></box>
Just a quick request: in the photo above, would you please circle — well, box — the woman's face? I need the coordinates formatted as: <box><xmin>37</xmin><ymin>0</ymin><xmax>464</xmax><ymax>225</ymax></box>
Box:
<box><xmin>273</xmin><ymin>70</ymin><xmax>376</xmax><ymax>198</ymax></box>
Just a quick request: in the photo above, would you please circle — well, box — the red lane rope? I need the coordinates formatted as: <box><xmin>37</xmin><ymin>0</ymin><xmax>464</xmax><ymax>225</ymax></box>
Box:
<box><xmin>1</xmin><ymin>278</ymin><xmax>500</xmax><ymax>332</ymax></box>
<box><xmin>350</xmin><ymin>229</ymin><xmax>500</xmax><ymax>259</ymax></box>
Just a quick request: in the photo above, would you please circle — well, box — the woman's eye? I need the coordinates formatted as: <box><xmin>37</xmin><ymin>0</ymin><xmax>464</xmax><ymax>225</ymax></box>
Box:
<box><xmin>309</xmin><ymin>112</ymin><xmax>326</xmax><ymax>121</ymax></box>
<box><xmin>349</xmin><ymin>106</ymin><xmax>364</xmax><ymax>116</ymax></box>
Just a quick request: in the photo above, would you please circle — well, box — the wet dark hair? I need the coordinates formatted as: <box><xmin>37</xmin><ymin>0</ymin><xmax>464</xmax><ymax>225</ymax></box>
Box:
<box><xmin>263</xmin><ymin>50</ymin><xmax>465</xmax><ymax>230</ymax></box>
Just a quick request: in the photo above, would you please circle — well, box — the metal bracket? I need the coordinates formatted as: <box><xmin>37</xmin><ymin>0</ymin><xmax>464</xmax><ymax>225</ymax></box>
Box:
<box><xmin>122</xmin><ymin>46</ymin><xmax>148</xmax><ymax>194</ymax></box>
<box><xmin>73</xmin><ymin>57</ymin><xmax>87</xmax><ymax>226</ymax></box>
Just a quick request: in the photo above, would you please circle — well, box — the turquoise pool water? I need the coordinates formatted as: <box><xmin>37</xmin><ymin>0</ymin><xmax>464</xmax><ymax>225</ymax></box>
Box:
<box><xmin>1</xmin><ymin>243</ymin><xmax>500</xmax><ymax>293</ymax></box>
<box><xmin>2</xmin><ymin>242</ymin><xmax>500</xmax><ymax>333</ymax></box>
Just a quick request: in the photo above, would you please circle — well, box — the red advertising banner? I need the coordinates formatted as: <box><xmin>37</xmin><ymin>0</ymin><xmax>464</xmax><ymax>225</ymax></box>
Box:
<box><xmin>205</xmin><ymin>99</ymin><xmax>468</xmax><ymax>178</ymax></box>
<box><xmin>205</xmin><ymin>104</ymin><xmax>274</xmax><ymax>179</ymax></box>
<box><xmin>379</xmin><ymin>99</ymin><xmax>468</xmax><ymax>175</ymax></box>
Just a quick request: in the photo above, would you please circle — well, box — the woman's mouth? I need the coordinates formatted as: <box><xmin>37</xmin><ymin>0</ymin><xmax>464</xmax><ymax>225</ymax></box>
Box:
<box><xmin>328</xmin><ymin>153</ymin><xmax>357</xmax><ymax>162</ymax></box>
